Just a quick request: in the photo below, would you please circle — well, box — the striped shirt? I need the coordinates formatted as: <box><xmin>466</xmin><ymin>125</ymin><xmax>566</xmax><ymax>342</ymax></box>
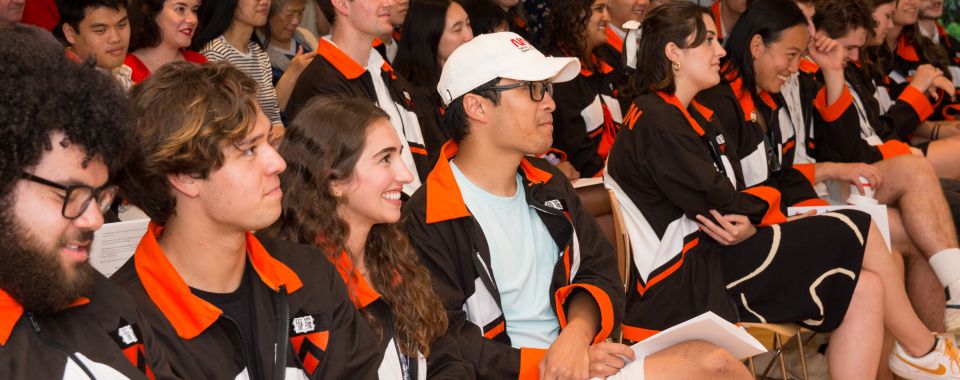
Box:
<box><xmin>201</xmin><ymin>36</ymin><xmax>283</xmax><ymax>126</ymax></box>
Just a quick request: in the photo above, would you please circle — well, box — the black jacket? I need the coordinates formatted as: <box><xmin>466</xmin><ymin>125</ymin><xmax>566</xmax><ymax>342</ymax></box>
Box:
<box><xmin>402</xmin><ymin>141</ymin><xmax>623</xmax><ymax>379</ymax></box>
<box><xmin>550</xmin><ymin>55</ymin><xmax>623</xmax><ymax>177</ymax></box>
<box><xmin>605</xmin><ymin>91</ymin><xmax>781</xmax><ymax>340</ymax></box>
<box><xmin>696</xmin><ymin>76</ymin><xmax>824</xmax><ymax>207</ymax></box>
<box><xmin>285</xmin><ymin>38</ymin><xmax>431</xmax><ymax>183</ymax></box>
<box><xmin>0</xmin><ymin>274</ymin><xmax>176</xmax><ymax>379</ymax></box>
<box><xmin>330</xmin><ymin>253</ymin><xmax>474</xmax><ymax>379</ymax></box>
<box><xmin>111</xmin><ymin>223</ymin><xmax>381</xmax><ymax>380</ymax></box>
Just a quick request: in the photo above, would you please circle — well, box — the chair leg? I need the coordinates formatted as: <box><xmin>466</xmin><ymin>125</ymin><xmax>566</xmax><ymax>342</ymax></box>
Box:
<box><xmin>760</xmin><ymin>334</ymin><xmax>785</xmax><ymax>378</ymax></box>
<box><xmin>796</xmin><ymin>332</ymin><xmax>808</xmax><ymax>380</ymax></box>
<box><xmin>747</xmin><ymin>357</ymin><xmax>757</xmax><ymax>379</ymax></box>
<box><xmin>776</xmin><ymin>334</ymin><xmax>789</xmax><ymax>380</ymax></box>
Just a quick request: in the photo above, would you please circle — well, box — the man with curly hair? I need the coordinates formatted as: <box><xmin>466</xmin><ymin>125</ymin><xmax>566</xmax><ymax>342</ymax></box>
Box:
<box><xmin>0</xmin><ymin>25</ymin><xmax>174</xmax><ymax>379</ymax></box>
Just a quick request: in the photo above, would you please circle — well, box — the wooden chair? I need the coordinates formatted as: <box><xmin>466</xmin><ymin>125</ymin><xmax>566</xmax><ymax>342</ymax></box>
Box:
<box><xmin>742</xmin><ymin>322</ymin><xmax>810</xmax><ymax>379</ymax></box>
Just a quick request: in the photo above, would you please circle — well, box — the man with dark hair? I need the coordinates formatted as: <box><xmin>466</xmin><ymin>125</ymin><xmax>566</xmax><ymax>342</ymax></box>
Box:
<box><xmin>0</xmin><ymin>25</ymin><xmax>173</xmax><ymax>379</ymax></box>
<box><xmin>0</xmin><ymin>0</ymin><xmax>23</xmax><ymax>28</ymax></box>
<box><xmin>403</xmin><ymin>32</ymin><xmax>749</xmax><ymax>380</ymax></box>
<box><xmin>287</xmin><ymin>0</ymin><xmax>428</xmax><ymax>197</ymax></box>
<box><xmin>56</xmin><ymin>0</ymin><xmax>133</xmax><ymax>89</ymax></box>
<box><xmin>112</xmin><ymin>60</ymin><xmax>380</xmax><ymax>380</ymax></box>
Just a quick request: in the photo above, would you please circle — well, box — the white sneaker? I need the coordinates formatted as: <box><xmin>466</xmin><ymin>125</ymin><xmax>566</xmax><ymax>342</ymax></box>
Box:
<box><xmin>946</xmin><ymin>307</ymin><xmax>960</xmax><ymax>335</ymax></box>
<box><xmin>889</xmin><ymin>335</ymin><xmax>960</xmax><ymax>379</ymax></box>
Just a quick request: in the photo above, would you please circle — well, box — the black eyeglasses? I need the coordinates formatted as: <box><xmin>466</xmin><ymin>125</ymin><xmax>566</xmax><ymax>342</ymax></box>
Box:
<box><xmin>20</xmin><ymin>172</ymin><xmax>118</xmax><ymax>219</ymax></box>
<box><xmin>484</xmin><ymin>80</ymin><xmax>554</xmax><ymax>102</ymax></box>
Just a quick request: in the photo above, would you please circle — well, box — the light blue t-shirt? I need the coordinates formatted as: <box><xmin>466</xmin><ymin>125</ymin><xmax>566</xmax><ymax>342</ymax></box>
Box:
<box><xmin>450</xmin><ymin>161</ymin><xmax>560</xmax><ymax>349</ymax></box>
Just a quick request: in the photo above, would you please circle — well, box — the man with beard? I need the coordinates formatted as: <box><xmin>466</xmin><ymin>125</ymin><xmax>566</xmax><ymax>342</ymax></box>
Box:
<box><xmin>0</xmin><ymin>25</ymin><xmax>174</xmax><ymax>379</ymax></box>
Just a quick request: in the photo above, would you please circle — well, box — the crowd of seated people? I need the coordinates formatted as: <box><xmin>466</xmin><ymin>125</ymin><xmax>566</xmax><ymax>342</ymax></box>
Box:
<box><xmin>2</xmin><ymin>0</ymin><xmax>960</xmax><ymax>379</ymax></box>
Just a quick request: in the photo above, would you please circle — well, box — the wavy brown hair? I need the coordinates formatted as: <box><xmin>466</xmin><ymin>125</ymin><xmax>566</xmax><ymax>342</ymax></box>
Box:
<box><xmin>120</xmin><ymin>61</ymin><xmax>258</xmax><ymax>224</ymax></box>
<box><xmin>263</xmin><ymin>96</ymin><xmax>447</xmax><ymax>357</ymax></box>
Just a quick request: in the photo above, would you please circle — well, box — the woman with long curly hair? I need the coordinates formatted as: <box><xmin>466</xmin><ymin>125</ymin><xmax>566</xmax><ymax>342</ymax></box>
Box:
<box><xmin>541</xmin><ymin>0</ymin><xmax>622</xmax><ymax>178</ymax></box>
<box><xmin>263</xmin><ymin>96</ymin><xmax>474</xmax><ymax>379</ymax></box>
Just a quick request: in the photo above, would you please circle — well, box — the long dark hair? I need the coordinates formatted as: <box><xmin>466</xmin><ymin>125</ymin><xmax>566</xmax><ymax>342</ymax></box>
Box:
<box><xmin>191</xmin><ymin>0</ymin><xmax>246</xmax><ymax>51</ymax></box>
<box><xmin>625</xmin><ymin>2</ymin><xmax>711</xmax><ymax>98</ymax></box>
<box><xmin>263</xmin><ymin>96</ymin><xmax>448</xmax><ymax>357</ymax></box>
<box><xmin>394</xmin><ymin>0</ymin><xmax>455</xmax><ymax>88</ymax></box>
<box><xmin>543</xmin><ymin>0</ymin><xmax>594</xmax><ymax>64</ymax></box>
<box><xmin>860</xmin><ymin>0</ymin><xmax>896</xmax><ymax>80</ymax></box>
<box><xmin>128</xmin><ymin>0</ymin><xmax>163</xmax><ymax>51</ymax></box>
<box><xmin>721</xmin><ymin>0</ymin><xmax>806</xmax><ymax>99</ymax></box>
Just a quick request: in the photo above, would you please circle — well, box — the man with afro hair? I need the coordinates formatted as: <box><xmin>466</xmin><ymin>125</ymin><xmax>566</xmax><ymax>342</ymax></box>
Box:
<box><xmin>0</xmin><ymin>25</ymin><xmax>175</xmax><ymax>379</ymax></box>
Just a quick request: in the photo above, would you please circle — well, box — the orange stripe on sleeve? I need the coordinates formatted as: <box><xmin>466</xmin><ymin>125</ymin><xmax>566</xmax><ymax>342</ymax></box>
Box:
<box><xmin>553</xmin><ymin>283</ymin><xmax>616</xmax><ymax>344</ymax></box>
<box><xmin>897</xmin><ymin>85</ymin><xmax>934</xmax><ymax>121</ymax></box>
<box><xmin>621</xmin><ymin>324</ymin><xmax>659</xmax><ymax>342</ymax></box>
<box><xmin>518</xmin><ymin>348</ymin><xmax>548</xmax><ymax>380</ymax></box>
<box><xmin>483</xmin><ymin>321</ymin><xmax>505</xmax><ymax>339</ymax></box>
<box><xmin>878</xmin><ymin>140</ymin><xmax>913</xmax><ymax>159</ymax></box>
<box><xmin>740</xmin><ymin>186</ymin><xmax>788</xmax><ymax>226</ymax></box>
<box><xmin>813</xmin><ymin>85</ymin><xmax>854</xmax><ymax>123</ymax></box>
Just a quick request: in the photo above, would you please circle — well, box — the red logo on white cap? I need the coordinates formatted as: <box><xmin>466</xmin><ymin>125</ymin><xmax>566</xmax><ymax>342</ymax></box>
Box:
<box><xmin>510</xmin><ymin>37</ymin><xmax>533</xmax><ymax>52</ymax></box>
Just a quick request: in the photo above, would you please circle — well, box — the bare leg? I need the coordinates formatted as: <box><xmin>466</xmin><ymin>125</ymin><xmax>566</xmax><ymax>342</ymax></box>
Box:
<box><xmin>926</xmin><ymin>138</ymin><xmax>960</xmax><ymax>180</ymax></box>
<box><xmin>878</xmin><ymin>331</ymin><xmax>896</xmax><ymax>380</ymax></box>
<box><xmin>874</xmin><ymin>155</ymin><xmax>959</xmax><ymax>256</ymax></box>
<box><xmin>889</xmin><ymin>208</ymin><xmax>947</xmax><ymax>332</ymax></box>
<box><xmin>827</xmin><ymin>270</ymin><xmax>884</xmax><ymax>380</ymax></box>
<box><xmin>643</xmin><ymin>340</ymin><xmax>752</xmax><ymax>380</ymax></box>
<box><xmin>860</xmin><ymin>220</ymin><xmax>938</xmax><ymax>356</ymax></box>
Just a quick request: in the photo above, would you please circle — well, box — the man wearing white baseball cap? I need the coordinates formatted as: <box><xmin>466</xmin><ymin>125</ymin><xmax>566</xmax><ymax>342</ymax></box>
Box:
<box><xmin>403</xmin><ymin>32</ymin><xmax>745</xmax><ymax>380</ymax></box>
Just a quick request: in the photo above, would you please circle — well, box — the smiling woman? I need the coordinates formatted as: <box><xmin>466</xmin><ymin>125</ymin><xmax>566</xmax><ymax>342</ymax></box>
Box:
<box><xmin>263</xmin><ymin>96</ymin><xmax>472</xmax><ymax>379</ymax></box>
<box><xmin>126</xmin><ymin>0</ymin><xmax>208</xmax><ymax>83</ymax></box>
<box><xmin>542</xmin><ymin>0</ymin><xmax>623</xmax><ymax>178</ymax></box>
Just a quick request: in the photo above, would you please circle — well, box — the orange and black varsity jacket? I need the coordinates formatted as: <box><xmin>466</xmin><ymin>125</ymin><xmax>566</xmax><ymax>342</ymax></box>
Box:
<box><xmin>696</xmin><ymin>76</ymin><xmax>826</xmax><ymax>207</ymax></box>
<box><xmin>594</xmin><ymin>25</ymin><xmax>633</xmax><ymax>109</ymax></box>
<box><xmin>285</xmin><ymin>38</ymin><xmax>430</xmax><ymax>182</ymax></box>
<box><xmin>605</xmin><ymin>91</ymin><xmax>783</xmax><ymax>341</ymax></box>
<box><xmin>550</xmin><ymin>54</ymin><xmax>624</xmax><ymax>177</ymax></box>
<box><xmin>0</xmin><ymin>274</ymin><xmax>176</xmax><ymax>379</ymax></box>
<box><xmin>111</xmin><ymin>223</ymin><xmax>381</xmax><ymax>380</ymax></box>
<box><xmin>402</xmin><ymin>141</ymin><xmax>623</xmax><ymax>380</ymax></box>
<box><xmin>880</xmin><ymin>31</ymin><xmax>959</xmax><ymax>121</ymax></box>
<box><xmin>331</xmin><ymin>253</ymin><xmax>475</xmax><ymax>379</ymax></box>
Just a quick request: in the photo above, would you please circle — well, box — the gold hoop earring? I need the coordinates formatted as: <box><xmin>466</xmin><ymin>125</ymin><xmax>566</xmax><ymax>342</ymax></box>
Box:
<box><xmin>672</xmin><ymin>62</ymin><xmax>681</xmax><ymax>72</ymax></box>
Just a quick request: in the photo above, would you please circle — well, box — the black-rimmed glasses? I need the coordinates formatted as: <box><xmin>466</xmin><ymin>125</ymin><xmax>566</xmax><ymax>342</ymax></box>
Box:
<box><xmin>20</xmin><ymin>172</ymin><xmax>118</xmax><ymax>219</ymax></box>
<box><xmin>484</xmin><ymin>80</ymin><xmax>554</xmax><ymax>102</ymax></box>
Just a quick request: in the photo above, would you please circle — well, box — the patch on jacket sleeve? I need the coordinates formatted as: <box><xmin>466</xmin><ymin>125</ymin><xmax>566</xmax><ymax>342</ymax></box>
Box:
<box><xmin>109</xmin><ymin>319</ymin><xmax>154</xmax><ymax>378</ymax></box>
<box><xmin>288</xmin><ymin>310</ymin><xmax>330</xmax><ymax>376</ymax></box>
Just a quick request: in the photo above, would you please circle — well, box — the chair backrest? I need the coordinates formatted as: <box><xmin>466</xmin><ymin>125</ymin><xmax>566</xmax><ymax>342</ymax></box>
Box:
<box><xmin>608</xmin><ymin>190</ymin><xmax>631</xmax><ymax>290</ymax></box>
<box><xmin>573</xmin><ymin>182</ymin><xmax>630</xmax><ymax>288</ymax></box>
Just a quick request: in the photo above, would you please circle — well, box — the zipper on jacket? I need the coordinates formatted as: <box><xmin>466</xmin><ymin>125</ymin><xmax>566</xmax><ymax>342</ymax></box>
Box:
<box><xmin>529</xmin><ymin>202</ymin><xmax>576</xmax><ymax>287</ymax></box>
<box><xmin>273</xmin><ymin>285</ymin><xmax>289</xmax><ymax>380</ymax></box>
<box><xmin>28</xmin><ymin>312</ymin><xmax>98</xmax><ymax>380</ymax></box>
<box><xmin>221</xmin><ymin>314</ymin><xmax>260</xmax><ymax>380</ymax></box>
